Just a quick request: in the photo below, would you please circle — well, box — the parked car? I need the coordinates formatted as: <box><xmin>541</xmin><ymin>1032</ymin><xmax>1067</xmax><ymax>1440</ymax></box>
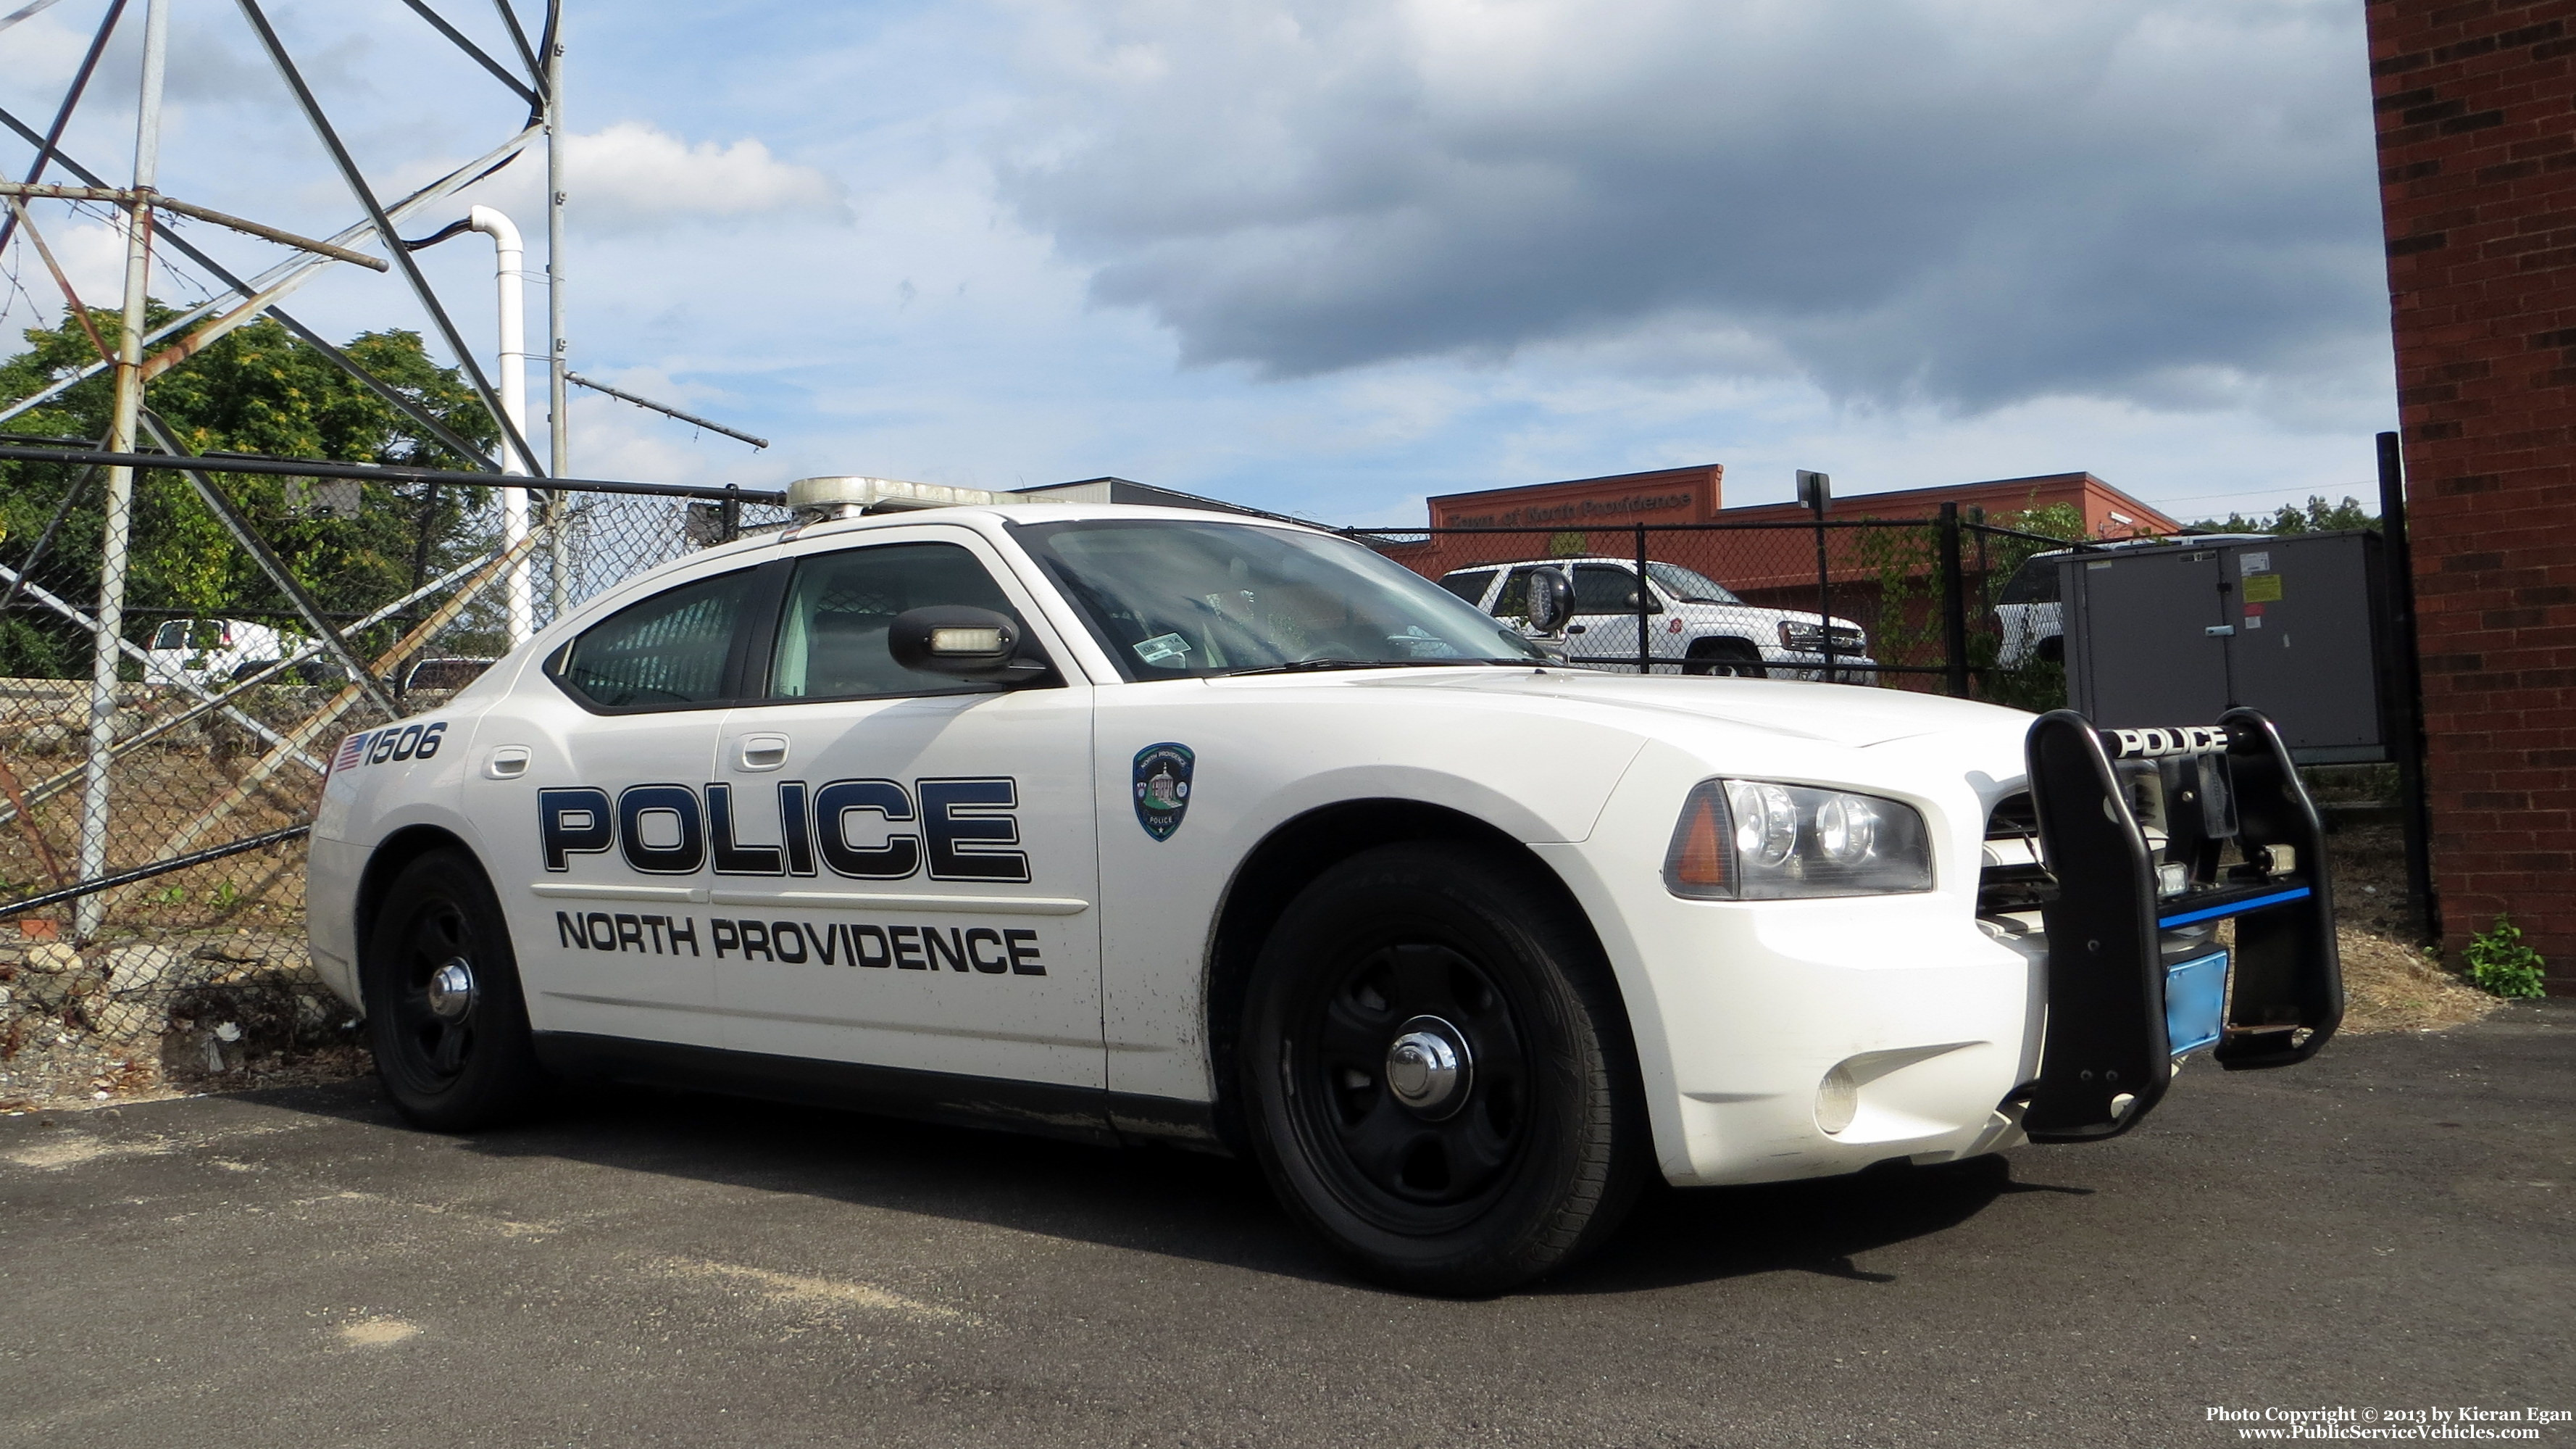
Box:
<box><xmin>143</xmin><ymin>618</ymin><xmax>311</xmax><ymax>689</ymax></box>
<box><xmin>1439</xmin><ymin>557</ymin><xmax>1875</xmax><ymax>680</ymax></box>
<box><xmin>1993</xmin><ymin>535</ymin><xmax>2267</xmax><ymax>668</ymax></box>
<box><xmin>309</xmin><ymin>499</ymin><xmax>2340</xmax><ymax>1295</ymax></box>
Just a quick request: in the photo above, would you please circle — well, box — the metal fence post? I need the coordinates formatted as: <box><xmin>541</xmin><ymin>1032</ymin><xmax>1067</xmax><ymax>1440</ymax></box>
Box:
<box><xmin>1812</xmin><ymin>503</ymin><xmax>1833</xmax><ymax>684</ymax></box>
<box><xmin>72</xmin><ymin>0</ymin><xmax>167</xmax><ymax>940</ymax></box>
<box><xmin>1940</xmin><ymin>502</ymin><xmax>1969</xmax><ymax>697</ymax></box>
<box><xmin>1633</xmin><ymin>523</ymin><xmax>1649</xmax><ymax>675</ymax></box>
<box><xmin>543</xmin><ymin>1</ymin><xmax>571</xmax><ymax>626</ymax></box>
<box><xmin>2377</xmin><ymin>430</ymin><xmax>2439</xmax><ymax>942</ymax></box>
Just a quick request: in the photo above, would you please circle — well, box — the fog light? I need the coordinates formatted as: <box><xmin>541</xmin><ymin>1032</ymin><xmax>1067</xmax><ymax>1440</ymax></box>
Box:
<box><xmin>1815</xmin><ymin>1064</ymin><xmax>1859</xmax><ymax>1135</ymax></box>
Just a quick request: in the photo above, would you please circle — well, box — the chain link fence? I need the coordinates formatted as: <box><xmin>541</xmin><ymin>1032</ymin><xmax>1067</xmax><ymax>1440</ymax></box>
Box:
<box><xmin>1360</xmin><ymin>511</ymin><xmax>2083</xmax><ymax>711</ymax></box>
<box><xmin>0</xmin><ymin>468</ymin><xmax>784</xmax><ymax>1108</ymax></box>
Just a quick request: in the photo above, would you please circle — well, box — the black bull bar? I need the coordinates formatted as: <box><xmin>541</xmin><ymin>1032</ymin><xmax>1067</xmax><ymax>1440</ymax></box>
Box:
<box><xmin>2019</xmin><ymin>708</ymin><xmax>2343</xmax><ymax>1142</ymax></box>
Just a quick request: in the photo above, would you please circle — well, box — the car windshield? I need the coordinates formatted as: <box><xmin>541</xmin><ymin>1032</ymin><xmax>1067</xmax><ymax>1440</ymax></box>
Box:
<box><xmin>1643</xmin><ymin>562</ymin><xmax>1743</xmax><ymax>605</ymax></box>
<box><xmin>1009</xmin><ymin>518</ymin><xmax>1550</xmax><ymax>678</ymax></box>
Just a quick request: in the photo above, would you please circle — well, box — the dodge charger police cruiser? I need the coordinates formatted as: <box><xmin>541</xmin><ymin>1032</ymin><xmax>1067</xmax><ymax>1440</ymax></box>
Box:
<box><xmin>309</xmin><ymin>478</ymin><xmax>2343</xmax><ymax>1295</ymax></box>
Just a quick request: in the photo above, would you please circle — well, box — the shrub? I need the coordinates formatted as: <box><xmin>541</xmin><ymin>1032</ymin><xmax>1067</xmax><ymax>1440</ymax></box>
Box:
<box><xmin>2464</xmin><ymin>914</ymin><xmax>2548</xmax><ymax>1000</ymax></box>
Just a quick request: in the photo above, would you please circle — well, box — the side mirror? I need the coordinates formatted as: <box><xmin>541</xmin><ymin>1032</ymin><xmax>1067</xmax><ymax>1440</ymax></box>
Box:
<box><xmin>888</xmin><ymin>606</ymin><xmax>1048</xmax><ymax>682</ymax></box>
<box><xmin>1525</xmin><ymin>568</ymin><xmax>1574</xmax><ymax>635</ymax></box>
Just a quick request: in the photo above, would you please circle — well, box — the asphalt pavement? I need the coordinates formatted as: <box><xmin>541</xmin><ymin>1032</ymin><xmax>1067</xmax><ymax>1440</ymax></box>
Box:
<box><xmin>4</xmin><ymin>1002</ymin><xmax>2570</xmax><ymax>1448</ymax></box>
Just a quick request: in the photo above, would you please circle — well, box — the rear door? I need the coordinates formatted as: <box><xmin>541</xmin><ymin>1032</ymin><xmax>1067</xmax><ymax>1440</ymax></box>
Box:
<box><xmin>459</xmin><ymin>560</ymin><xmax>764</xmax><ymax>1046</ymax></box>
<box><xmin>708</xmin><ymin>526</ymin><xmax>1104</xmax><ymax>1090</ymax></box>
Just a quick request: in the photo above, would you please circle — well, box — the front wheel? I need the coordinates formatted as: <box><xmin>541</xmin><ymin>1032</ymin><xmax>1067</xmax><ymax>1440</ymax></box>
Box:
<box><xmin>360</xmin><ymin>847</ymin><xmax>545</xmax><ymax>1131</ymax></box>
<box><xmin>1683</xmin><ymin>638</ymin><xmax>1769</xmax><ymax>677</ymax></box>
<box><xmin>1241</xmin><ymin>843</ymin><xmax>1647</xmax><ymax>1295</ymax></box>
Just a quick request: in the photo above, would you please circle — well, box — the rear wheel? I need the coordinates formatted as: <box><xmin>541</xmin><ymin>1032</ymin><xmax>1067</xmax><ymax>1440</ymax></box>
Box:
<box><xmin>1241</xmin><ymin>843</ymin><xmax>1646</xmax><ymax>1295</ymax></box>
<box><xmin>1683</xmin><ymin>637</ymin><xmax>1768</xmax><ymax>677</ymax></box>
<box><xmin>361</xmin><ymin>848</ymin><xmax>544</xmax><ymax>1131</ymax></box>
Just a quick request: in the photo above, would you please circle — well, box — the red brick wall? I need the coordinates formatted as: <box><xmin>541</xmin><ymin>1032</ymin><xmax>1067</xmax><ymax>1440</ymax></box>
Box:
<box><xmin>2369</xmin><ymin>0</ymin><xmax>2576</xmax><ymax>988</ymax></box>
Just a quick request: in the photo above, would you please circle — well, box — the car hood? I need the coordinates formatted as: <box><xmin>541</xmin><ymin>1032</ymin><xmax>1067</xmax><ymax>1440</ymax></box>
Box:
<box><xmin>1339</xmin><ymin>667</ymin><xmax>2029</xmax><ymax>750</ymax></box>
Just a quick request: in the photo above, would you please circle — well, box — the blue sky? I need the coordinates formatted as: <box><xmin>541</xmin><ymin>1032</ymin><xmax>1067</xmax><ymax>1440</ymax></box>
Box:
<box><xmin>1</xmin><ymin>0</ymin><xmax>2394</xmax><ymax>527</ymax></box>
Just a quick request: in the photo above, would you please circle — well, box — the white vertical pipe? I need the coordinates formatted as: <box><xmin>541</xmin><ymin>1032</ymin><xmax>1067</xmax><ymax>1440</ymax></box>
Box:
<box><xmin>74</xmin><ymin>0</ymin><xmax>167</xmax><ymax>939</ymax></box>
<box><xmin>467</xmin><ymin>204</ymin><xmax>531</xmax><ymax>644</ymax></box>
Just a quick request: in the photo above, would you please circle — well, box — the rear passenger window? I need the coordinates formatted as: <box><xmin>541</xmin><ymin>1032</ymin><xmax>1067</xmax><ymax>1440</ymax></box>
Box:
<box><xmin>556</xmin><ymin>569</ymin><xmax>753</xmax><ymax>709</ymax></box>
<box><xmin>767</xmin><ymin>542</ymin><xmax>1030</xmax><ymax>700</ymax></box>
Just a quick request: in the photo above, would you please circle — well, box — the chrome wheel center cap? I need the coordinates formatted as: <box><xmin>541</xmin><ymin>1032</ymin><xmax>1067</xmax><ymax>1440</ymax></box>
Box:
<box><xmin>1385</xmin><ymin>1016</ymin><xmax>1471</xmax><ymax>1118</ymax></box>
<box><xmin>426</xmin><ymin>958</ymin><xmax>478</xmax><ymax>1022</ymax></box>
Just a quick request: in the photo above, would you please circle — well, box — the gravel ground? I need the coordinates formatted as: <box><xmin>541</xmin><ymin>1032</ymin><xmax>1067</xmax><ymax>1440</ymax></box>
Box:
<box><xmin>1</xmin><ymin>1000</ymin><xmax>2567</xmax><ymax>1449</ymax></box>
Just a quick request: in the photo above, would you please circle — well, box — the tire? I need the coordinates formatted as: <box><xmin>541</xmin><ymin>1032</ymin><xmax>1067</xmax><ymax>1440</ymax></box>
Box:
<box><xmin>1240</xmin><ymin>842</ymin><xmax>1647</xmax><ymax>1295</ymax></box>
<box><xmin>1682</xmin><ymin>637</ymin><xmax>1768</xmax><ymax>678</ymax></box>
<box><xmin>360</xmin><ymin>848</ymin><xmax>545</xmax><ymax>1131</ymax></box>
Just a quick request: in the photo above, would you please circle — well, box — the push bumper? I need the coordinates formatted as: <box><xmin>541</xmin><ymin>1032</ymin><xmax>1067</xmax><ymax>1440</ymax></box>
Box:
<box><xmin>2018</xmin><ymin>707</ymin><xmax>2343</xmax><ymax>1140</ymax></box>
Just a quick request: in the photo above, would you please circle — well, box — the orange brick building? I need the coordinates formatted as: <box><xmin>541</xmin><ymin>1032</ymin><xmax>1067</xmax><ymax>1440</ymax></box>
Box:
<box><xmin>1389</xmin><ymin>465</ymin><xmax>2180</xmax><ymax>599</ymax></box>
<box><xmin>2369</xmin><ymin>0</ymin><xmax>2576</xmax><ymax>988</ymax></box>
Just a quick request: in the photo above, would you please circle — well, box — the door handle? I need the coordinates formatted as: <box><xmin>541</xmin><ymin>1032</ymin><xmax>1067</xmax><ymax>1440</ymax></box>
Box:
<box><xmin>738</xmin><ymin>734</ymin><xmax>790</xmax><ymax>771</ymax></box>
<box><xmin>2204</xmin><ymin>625</ymin><xmax>2235</xmax><ymax>637</ymax></box>
<box><xmin>486</xmin><ymin>745</ymin><xmax>531</xmax><ymax>779</ymax></box>
<box><xmin>1567</xmin><ymin>624</ymin><xmax>1588</xmax><ymax>635</ymax></box>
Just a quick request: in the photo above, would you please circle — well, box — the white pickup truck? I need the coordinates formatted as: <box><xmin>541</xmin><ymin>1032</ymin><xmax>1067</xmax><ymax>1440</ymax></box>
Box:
<box><xmin>1440</xmin><ymin>556</ymin><xmax>1876</xmax><ymax>680</ymax></box>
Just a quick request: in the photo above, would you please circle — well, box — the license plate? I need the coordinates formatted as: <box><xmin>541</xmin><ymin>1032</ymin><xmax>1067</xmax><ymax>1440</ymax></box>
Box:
<box><xmin>2165</xmin><ymin>950</ymin><xmax>2227</xmax><ymax>1055</ymax></box>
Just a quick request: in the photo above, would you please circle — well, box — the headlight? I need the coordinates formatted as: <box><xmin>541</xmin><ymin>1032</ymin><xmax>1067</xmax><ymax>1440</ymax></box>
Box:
<box><xmin>1662</xmin><ymin>779</ymin><xmax>1933</xmax><ymax>900</ymax></box>
<box><xmin>1775</xmin><ymin>621</ymin><xmax>1867</xmax><ymax>652</ymax></box>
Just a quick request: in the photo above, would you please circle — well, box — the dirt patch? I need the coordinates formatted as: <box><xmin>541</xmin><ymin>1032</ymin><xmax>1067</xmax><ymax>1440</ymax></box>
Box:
<box><xmin>2335</xmin><ymin>926</ymin><xmax>2497</xmax><ymax>1034</ymax></box>
<box><xmin>2325</xmin><ymin>823</ymin><xmax>2499</xmax><ymax>1035</ymax></box>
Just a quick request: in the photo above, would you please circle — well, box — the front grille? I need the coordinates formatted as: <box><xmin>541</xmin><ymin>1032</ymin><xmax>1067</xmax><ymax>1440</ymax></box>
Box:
<box><xmin>1978</xmin><ymin>791</ymin><xmax>2050</xmax><ymax>916</ymax></box>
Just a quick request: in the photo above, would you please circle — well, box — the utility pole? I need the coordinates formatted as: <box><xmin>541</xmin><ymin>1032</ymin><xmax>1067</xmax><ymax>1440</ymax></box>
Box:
<box><xmin>74</xmin><ymin>0</ymin><xmax>167</xmax><ymax>939</ymax></box>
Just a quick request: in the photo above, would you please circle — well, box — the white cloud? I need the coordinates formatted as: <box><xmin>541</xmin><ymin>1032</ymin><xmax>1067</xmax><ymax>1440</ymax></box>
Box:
<box><xmin>554</xmin><ymin>123</ymin><xmax>845</xmax><ymax>233</ymax></box>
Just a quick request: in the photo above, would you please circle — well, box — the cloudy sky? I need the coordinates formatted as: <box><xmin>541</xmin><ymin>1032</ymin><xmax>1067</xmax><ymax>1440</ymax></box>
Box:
<box><xmin>0</xmin><ymin>0</ymin><xmax>2392</xmax><ymax>525</ymax></box>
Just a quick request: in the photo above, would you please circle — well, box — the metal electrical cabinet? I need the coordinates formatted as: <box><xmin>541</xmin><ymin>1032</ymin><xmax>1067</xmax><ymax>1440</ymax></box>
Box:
<box><xmin>2059</xmin><ymin>531</ymin><xmax>2393</xmax><ymax>764</ymax></box>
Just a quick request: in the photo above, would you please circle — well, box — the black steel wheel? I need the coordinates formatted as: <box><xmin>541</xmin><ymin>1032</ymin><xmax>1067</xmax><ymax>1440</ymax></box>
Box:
<box><xmin>361</xmin><ymin>848</ymin><xmax>543</xmax><ymax>1131</ymax></box>
<box><xmin>1241</xmin><ymin>842</ymin><xmax>1646</xmax><ymax>1295</ymax></box>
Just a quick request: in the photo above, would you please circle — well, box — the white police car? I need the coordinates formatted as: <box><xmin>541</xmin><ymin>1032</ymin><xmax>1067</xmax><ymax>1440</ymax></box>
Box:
<box><xmin>309</xmin><ymin>481</ymin><xmax>2343</xmax><ymax>1293</ymax></box>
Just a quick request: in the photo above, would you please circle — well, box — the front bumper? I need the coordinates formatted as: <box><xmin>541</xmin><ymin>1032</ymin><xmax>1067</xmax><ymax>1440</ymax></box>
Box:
<box><xmin>1538</xmin><ymin>738</ymin><xmax>2034</xmax><ymax>1188</ymax></box>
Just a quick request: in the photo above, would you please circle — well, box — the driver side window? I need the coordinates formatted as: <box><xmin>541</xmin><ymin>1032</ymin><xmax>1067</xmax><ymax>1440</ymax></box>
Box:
<box><xmin>1572</xmin><ymin>564</ymin><xmax>1655</xmax><ymax>615</ymax></box>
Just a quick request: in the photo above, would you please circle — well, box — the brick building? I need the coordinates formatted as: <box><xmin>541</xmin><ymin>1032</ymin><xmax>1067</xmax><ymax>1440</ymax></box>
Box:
<box><xmin>2369</xmin><ymin>0</ymin><xmax>2576</xmax><ymax>989</ymax></box>
<box><xmin>1391</xmin><ymin>464</ymin><xmax>2179</xmax><ymax>595</ymax></box>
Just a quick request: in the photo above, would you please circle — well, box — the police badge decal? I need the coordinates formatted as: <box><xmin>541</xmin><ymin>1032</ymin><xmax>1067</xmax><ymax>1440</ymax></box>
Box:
<box><xmin>1133</xmin><ymin>742</ymin><xmax>1195</xmax><ymax>841</ymax></box>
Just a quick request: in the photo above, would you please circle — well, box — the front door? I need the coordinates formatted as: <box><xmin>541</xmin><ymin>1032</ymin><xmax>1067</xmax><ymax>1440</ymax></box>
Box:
<box><xmin>1567</xmin><ymin>562</ymin><xmax>1654</xmax><ymax>668</ymax></box>
<box><xmin>462</xmin><ymin>562</ymin><xmax>761</xmax><ymax>1045</ymax></box>
<box><xmin>708</xmin><ymin>528</ymin><xmax>1104</xmax><ymax>1089</ymax></box>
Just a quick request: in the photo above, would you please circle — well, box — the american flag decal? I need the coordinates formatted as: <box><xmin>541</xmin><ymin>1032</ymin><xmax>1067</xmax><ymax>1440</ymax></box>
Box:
<box><xmin>335</xmin><ymin>732</ymin><xmax>370</xmax><ymax>771</ymax></box>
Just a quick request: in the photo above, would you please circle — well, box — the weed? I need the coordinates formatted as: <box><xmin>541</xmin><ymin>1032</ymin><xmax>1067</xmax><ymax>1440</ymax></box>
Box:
<box><xmin>2464</xmin><ymin>913</ymin><xmax>2548</xmax><ymax>999</ymax></box>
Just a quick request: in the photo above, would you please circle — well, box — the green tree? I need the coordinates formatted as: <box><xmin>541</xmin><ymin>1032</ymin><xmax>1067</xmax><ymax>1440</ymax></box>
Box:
<box><xmin>0</xmin><ymin>304</ymin><xmax>501</xmax><ymax>677</ymax></box>
<box><xmin>2192</xmin><ymin>494</ymin><xmax>2377</xmax><ymax>536</ymax></box>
